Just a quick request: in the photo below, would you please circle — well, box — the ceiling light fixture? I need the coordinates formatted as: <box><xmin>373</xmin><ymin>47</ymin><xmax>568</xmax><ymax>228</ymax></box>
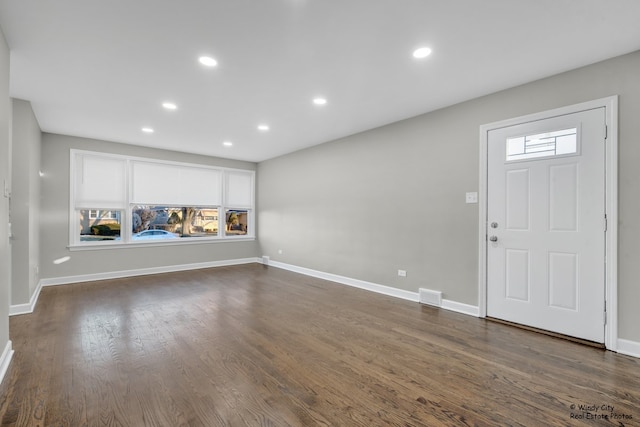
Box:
<box><xmin>223</xmin><ymin>141</ymin><xmax>233</xmax><ymax>147</ymax></box>
<box><xmin>258</xmin><ymin>124</ymin><xmax>270</xmax><ymax>131</ymax></box>
<box><xmin>313</xmin><ymin>97</ymin><xmax>327</xmax><ymax>106</ymax></box>
<box><xmin>162</xmin><ymin>102</ymin><xmax>177</xmax><ymax>110</ymax></box>
<box><xmin>141</xmin><ymin>127</ymin><xmax>154</xmax><ymax>133</ymax></box>
<box><xmin>198</xmin><ymin>56</ymin><xmax>218</xmax><ymax>67</ymax></box>
<box><xmin>413</xmin><ymin>47</ymin><xmax>432</xmax><ymax>59</ymax></box>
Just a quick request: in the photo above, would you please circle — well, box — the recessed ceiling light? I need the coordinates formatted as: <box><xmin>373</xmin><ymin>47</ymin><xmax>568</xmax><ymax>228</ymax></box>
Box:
<box><xmin>198</xmin><ymin>56</ymin><xmax>218</xmax><ymax>67</ymax></box>
<box><xmin>141</xmin><ymin>127</ymin><xmax>154</xmax><ymax>133</ymax></box>
<box><xmin>257</xmin><ymin>124</ymin><xmax>270</xmax><ymax>131</ymax></box>
<box><xmin>313</xmin><ymin>97</ymin><xmax>327</xmax><ymax>106</ymax></box>
<box><xmin>413</xmin><ymin>47</ymin><xmax>432</xmax><ymax>59</ymax></box>
<box><xmin>223</xmin><ymin>141</ymin><xmax>233</xmax><ymax>147</ymax></box>
<box><xmin>162</xmin><ymin>102</ymin><xmax>177</xmax><ymax>110</ymax></box>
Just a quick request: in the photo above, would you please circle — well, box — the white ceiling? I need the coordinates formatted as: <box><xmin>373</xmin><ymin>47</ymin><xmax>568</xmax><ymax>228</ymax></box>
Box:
<box><xmin>1</xmin><ymin>1</ymin><xmax>639</xmax><ymax>162</ymax></box>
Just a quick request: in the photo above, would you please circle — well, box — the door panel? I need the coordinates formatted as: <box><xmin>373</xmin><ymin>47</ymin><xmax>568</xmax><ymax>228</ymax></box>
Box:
<box><xmin>505</xmin><ymin>249</ymin><xmax>529</xmax><ymax>301</ymax></box>
<box><xmin>548</xmin><ymin>252</ymin><xmax>578</xmax><ymax>310</ymax></box>
<box><xmin>549</xmin><ymin>164</ymin><xmax>578</xmax><ymax>231</ymax></box>
<box><xmin>487</xmin><ymin>108</ymin><xmax>605</xmax><ymax>343</ymax></box>
<box><xmin>505</xmin><ymin>169</ymin><xmax>529</xmax><ymax>230</ymax></box>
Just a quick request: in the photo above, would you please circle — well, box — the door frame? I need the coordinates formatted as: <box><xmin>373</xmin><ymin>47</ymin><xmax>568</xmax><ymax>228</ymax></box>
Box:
<box><xmin>478</xmin><ymin>96</ymin><xmax>618</xmax><ymax>350</ymax></box>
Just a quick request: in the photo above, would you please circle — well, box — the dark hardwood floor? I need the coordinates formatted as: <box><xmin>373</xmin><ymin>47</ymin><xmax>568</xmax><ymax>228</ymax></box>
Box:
<box><xmin>0</xmin><ymin>264</ymin><xmax>638</xmax><ymax>426</ymax></box>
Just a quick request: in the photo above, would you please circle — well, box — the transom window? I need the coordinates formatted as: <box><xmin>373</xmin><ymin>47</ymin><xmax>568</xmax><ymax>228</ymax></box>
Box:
<box><xmin>506</xmin><ymin>127</ymin><xmax>578</xmax><ymax>162</ymax></box>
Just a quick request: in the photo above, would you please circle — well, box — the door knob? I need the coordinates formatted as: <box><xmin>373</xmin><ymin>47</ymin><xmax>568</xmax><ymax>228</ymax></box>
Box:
<box><xmin>491</xmin><ymin>222</ymin><xmax>498</xmax><ymax>228</ymax></box>
<box><xmin>489</xmin><ymin>236</ymin><xmax>498</xmax><ymax>242</ymax></box>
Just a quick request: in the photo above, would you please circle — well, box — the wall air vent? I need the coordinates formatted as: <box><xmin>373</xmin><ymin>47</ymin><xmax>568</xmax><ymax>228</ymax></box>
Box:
<box><xmin>419</xmin><ymin>288</ymin><xmax>442</xmax><ymax>307</ymax></box>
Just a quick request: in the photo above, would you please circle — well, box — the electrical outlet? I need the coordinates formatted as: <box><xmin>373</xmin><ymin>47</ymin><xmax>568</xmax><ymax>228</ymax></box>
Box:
<box><xmin>465</xmin><ymin>192</ymin><xmax>478</xmax><ymax>204</ymax></box>
<box><xmin>398</xmin><ymin>269</ymin><xmax>407</xmax><ymax>277</ymax></box>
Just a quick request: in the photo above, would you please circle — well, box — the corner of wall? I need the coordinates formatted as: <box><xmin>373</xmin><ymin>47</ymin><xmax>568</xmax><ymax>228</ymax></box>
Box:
<box><xmin>617</xmin><ymin>339</ymin><xmax>640</xmax><ymax>359</ymax></box>
<box><xmin>9</xmin><ymin>279</ymin><xmax>43</xmax><ymax>316</ymax></box>
<box><xmin>0</xmin><ymin>340</ymin><xmax>13</xmax><ymax>385</ymax></box>
<box><xmin>0</xmin><ymin>14</ymin><xmax>13</xmax><ymax>374</ymax></box>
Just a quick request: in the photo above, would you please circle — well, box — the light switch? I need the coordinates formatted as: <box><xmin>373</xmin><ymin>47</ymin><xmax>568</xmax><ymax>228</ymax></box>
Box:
<box><xmin>465</xmin><ymin>192</ymin><xmax>478</xmax><ymax>204</ymax></box>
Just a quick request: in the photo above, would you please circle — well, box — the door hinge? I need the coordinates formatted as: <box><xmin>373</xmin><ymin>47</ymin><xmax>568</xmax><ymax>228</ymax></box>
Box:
<box><xmin>603</xmin><ymin>301</ymin><xmax>607</xmax><ymax>325</ymax></box>
<box><xmin>604</xmin><ymin>125</ymin><xmax>608</xmax><ymax>140</ymax></box>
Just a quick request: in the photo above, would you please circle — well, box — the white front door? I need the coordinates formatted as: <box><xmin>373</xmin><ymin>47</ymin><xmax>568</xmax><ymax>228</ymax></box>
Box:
<box><xmin>486</xmin><ymin>107</ymin><xmax>606</xmax><ymax>343</ymax></box>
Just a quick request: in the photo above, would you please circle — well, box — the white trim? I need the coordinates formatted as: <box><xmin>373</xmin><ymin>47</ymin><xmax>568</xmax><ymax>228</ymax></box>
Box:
<box><xmin>68</xmin><ymin>236</ymin><xmax>256</xmax><ymax>251</ymax></box>
<box><xmin>266</xmin><ymin>260</ymin><xmax>419</xmax><ymax>302</ymax></box>
<box><xmin>10</xmin><ymin>280</ymin><xmax>43</xmax><ymax>316</ymax></box>
<box><xmin>478</xmin><ymin>96</ymin><xmax>619</xmax><ymax>349</ymax></box>
<box><xmin>441</xmin><ymin>299</ymin><xmax>481</xmax><ymax>317</ymax></box>
<box><xmin>604</xmin><ymin>99</ymin><xmax>618</xmax><ymax>352</ymax></box>
<box><xmin>0</xmin><ymin>340</ymin><xmax>14</xmax><ymax>385</ymax></box>
<box><xmin>617</xmin><ymin>339</ymin><xmax>640</xmax><ymax>359</ymax></box>
<box><xmin>40</xmin><ymin>257</ymin><xmax>260</xmax><ymax>287</ymax></box>
<box><xmin>265</xmin><ymin>260</ymin><xmax>480</xmax><ymax>317</ymax></box>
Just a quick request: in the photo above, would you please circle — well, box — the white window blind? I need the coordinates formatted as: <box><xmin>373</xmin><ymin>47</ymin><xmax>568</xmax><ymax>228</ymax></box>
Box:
<box><xmin>131</xmin><ymin>161</ymin><xmax>222</xmax><ymax>206</ymax></box>
<box><xmin>225</xmin><ymin>170</ymin><xmax>254</xmax><ymax>208</ymax></box>
<box><xmin>74</xmin><ymin>153</ymin><xmax>126</xmax><ymax>209</ymax></box>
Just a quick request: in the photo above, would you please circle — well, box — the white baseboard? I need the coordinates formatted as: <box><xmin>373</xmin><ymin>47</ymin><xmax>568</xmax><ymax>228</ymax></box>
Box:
<box><xmin>266</xmin><ymin>260</ymin><xmax>420</xmax><ymax>302</ymax></box>
<box><xmin>441</xmin><ymin>299</ymin><xmax>480</xmax><ymax>317</ymax></box>
<box><xmin>40</xmin><ymin>257</ymin><xmax>260</xmax><ymax>287</ymax></box>
<box><xmin>17</xmin><ymin>258</ymin><xmax>636</xmax><ymax>359</ymax></box>
<box><xmin>0</xmin><ymin>340</ymin><xmax>14</xmax><ymax>385</ymax></box>
<box><xmin>10</xmin><ymin>280</ymin><xmax>44</xmax><ymax>316</ymax></box>
<box><xmin>617</xmin><ymin>339</ymin><xmax>640</xmax><ymax>359</ymax></box>
<box><xmin>265</xmin><ymin>260</ymin><xmax>480</xmax><ymax>318</ymax></box>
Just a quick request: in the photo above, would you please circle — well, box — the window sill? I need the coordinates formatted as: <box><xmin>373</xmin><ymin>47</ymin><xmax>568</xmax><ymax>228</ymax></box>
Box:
<box><xmin>68</xmin><ymin>236</ymin><xmax>256</xmax><ymax>251</ymax></box>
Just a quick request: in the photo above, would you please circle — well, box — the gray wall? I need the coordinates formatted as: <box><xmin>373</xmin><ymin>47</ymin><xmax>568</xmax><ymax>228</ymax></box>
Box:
<box><xmin>258</xmin><ymin>50</ymin><xmax>640</xmax><ymax>343</ymax></box>
<box><xmin>11</xmin><ymin>99</ymin><xmax>40</xmax><ymax>306</ymax></box>
<box><xmin>0</xmin><ymin>29</ymin><xmax>10</xmax><ymax>357</ymax></box>
<box><xmin>40</xmin><ymin>133</ymin><xmax>260</xmax><ymax>280</ymax></box>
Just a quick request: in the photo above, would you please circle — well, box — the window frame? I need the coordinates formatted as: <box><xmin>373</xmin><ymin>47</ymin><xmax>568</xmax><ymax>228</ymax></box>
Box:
<box><xmin>69</xmin><ymin>149</ymin><xmax>255</xmax><ymax>249</ymax></box>
<box><xmin>88</xmin><ymin>210</ymin><xmax>120</xmax><ymax>220</ymax></box>
<box><xmin>504</xmin><ymin>126</ymin><xmax>581</xmax><ymax>163</ymax></box>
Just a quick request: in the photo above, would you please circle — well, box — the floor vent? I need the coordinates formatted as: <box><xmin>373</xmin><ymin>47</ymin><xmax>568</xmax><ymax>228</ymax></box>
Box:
<box><xmin>419</xmin><ymin>288</ymin><xmax>442</xmax><ymax>307</ymax></box>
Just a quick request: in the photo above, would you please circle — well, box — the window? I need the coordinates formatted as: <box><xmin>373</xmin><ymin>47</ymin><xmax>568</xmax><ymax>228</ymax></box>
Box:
<box><xmin>132</xmin><ymin>206</ymin><xmax>219</xmax><ymax>238</ymax></box>
<box><xmin>225</xmin><ymin>209</ymin><xmax>249</xmax><ymax>236</ymax></box>
<box><xmin>223</xmin><ymin>170</ymin><xmax>253</xmax><ymax>237</ymax></box>
<box><xmin>131</xmin><ymin>161</ymin><xmax>222</xmax><ymax>206</ymax></box>
<box><xmin>506</xmin><ymin>128</ymin><xmax>578</xmax><ymax>162</ymax></box>
<box><xmin>79</xmin><ymin>209</ymin><xmax>122</xmax><ymax>241</ymax></box>
<box><xmin>70</xmin><ymin>150</ymin><xmax>254</xmax><ymax>246</ymax></box>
